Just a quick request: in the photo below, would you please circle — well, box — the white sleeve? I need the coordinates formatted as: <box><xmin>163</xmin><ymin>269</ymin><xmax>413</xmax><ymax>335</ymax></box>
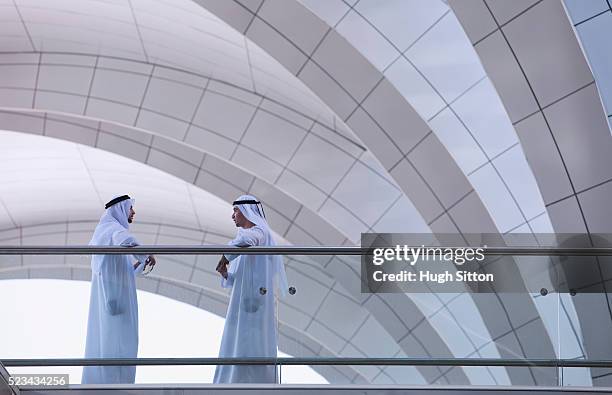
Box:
<box><xmin>112</xmin><ymin>229</ymin><xmax>149</xmax><ymax>269</ymax></box>
<box><xmin>224</xmin><ymin>227</ymin><xmax>265</xmax><ymax>262</ymax></box>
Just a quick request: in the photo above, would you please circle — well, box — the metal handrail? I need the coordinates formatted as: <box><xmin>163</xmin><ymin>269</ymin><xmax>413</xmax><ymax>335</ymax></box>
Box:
<box><xmin>2</xmin><ymin>357</ymin><xmax>612</xmax><ymax>368</ymax></box>
<box><xmin>0</xmin><ymin>245</ymin><xmax>611</xmax><ymax>255</ymax></box>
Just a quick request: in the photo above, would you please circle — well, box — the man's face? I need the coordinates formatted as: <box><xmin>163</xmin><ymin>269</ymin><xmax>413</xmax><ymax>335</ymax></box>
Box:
<box><xmin>128</xmin><ymin>206</ymin><xmax>135</xmax><ymax>224</ymax></box>
<box><xmin>232</xmin><ymin>207</ymin><xmax>247</xmax><ymax>228</ymax></box>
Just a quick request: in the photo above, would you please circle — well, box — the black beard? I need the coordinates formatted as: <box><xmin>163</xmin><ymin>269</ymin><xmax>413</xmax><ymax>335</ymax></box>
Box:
<box><xmin>128</xmin><ymin>218</ymin><xmax>133</xmax><ymax>224</ymax></box>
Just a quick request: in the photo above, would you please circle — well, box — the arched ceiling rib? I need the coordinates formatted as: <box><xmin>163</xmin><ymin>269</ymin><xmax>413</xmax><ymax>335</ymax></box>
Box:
<box><xmin>0</xmin><ymin>110</ymin><xmax>356</xmax><ymax>246</ymax></box>
<box><xmin>0</xmin><ymin>51</ymin><xmax>429</xmax><ymax>243</ymax></box>
<box><xmin>0</xmin><ymin>0</ymin><xmax>336</xmax><ymax>126</ymax></box>
<box><xmin>449</xmin><ymin>0</ymin><xmax>612</xmax><ymax>385</ymax></box>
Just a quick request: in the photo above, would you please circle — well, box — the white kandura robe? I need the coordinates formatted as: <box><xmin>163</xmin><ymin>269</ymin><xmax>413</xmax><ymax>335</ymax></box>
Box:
<box><xmin>82</xmin><ymin>217</ymin><xmax>148</xmax><ymax>384</ymax></box>
<box><xmin>213</xmin><ymin>225</ymin><xmax>288</xmax><ymax>383</ymax></box>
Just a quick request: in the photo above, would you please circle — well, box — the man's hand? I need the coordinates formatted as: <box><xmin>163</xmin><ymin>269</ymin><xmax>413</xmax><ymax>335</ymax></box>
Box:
<box><xmin>216</xmin><ymin>255</ymin><xmax>229</xmax><ymax>279</ymax></box>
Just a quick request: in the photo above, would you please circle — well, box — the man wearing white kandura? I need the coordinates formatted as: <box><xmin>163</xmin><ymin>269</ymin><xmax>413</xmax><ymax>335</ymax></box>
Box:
<box><xmin>214</xmin><ymin>195</ymin><xmax>288</xmax><ymax>384</ymax></box>
<box><xmin>82</xmin><ymin>195</ymin><xmax>156</xmax><ymax>384</ymax></box>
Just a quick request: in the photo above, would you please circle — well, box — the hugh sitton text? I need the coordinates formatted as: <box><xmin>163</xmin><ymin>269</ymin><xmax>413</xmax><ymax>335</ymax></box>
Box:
<box><xmin>372</xmin><ymin>270</ymin><xmax>494</xmax><ymax>283</ymax></box>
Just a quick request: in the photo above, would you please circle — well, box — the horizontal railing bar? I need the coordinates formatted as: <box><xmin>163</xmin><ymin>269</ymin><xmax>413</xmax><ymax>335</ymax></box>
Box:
<box><xmin>0</xmin><ymin>246</ymin><xmax>611</xmax><ymax>256</ymax></box>
<box><xmin>2</xmin><ymin>357</ymin><xmax>612</xmax><ymax>368</ymax></box>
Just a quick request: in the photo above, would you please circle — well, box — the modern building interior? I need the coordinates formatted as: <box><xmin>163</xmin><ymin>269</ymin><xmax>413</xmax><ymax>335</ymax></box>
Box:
<box><xmin>1</xmin><ymin>0</ymin><xmax>612</xmax><ymax>394</ymax></box>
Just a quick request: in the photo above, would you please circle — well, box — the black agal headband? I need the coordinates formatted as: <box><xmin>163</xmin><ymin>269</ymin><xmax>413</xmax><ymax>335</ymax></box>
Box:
<box><xmin>105</xmin><ymin>195</ymin><xmax>131</xmax><ymax>209</ymax></box>
<box><xmin>232</xmin><ymin>199</ymin><xmax>266</xmax><ymax>218</ymax></box>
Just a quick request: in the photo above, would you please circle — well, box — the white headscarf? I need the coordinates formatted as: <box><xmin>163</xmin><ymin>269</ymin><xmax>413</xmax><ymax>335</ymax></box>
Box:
<box><xmin>233</xmin><ymin>195</ymin><xmax>270</xmax><ymax>236</ymax></box>
<box><xmin>232</xmin><ymin>194</ymin><xmax>287</xmax><ymax>295</ymax></box>
<box><xmin>89</xmin><ymin>196</ymin><xmax>135</xmax><ymax>248</ymax></box>
<box><xmin>99</xmin><ymin>197</ymin><xmax>133</xmax><ymax>229</ymax></box>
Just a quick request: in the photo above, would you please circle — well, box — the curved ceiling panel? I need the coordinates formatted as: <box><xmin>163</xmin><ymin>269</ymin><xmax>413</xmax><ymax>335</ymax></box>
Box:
<box><xmin>562</xmin><ymin>1</ymin><xmax>612</xmax><ymax>125</ymax></box>
<box><xmin>298</xmin><ymin>0</ymin><xmax>550</xmax><ymax>236</ymax></box>
<box><xmin>450</xmin><ymin>0</ymin><xmax>612</xmax><ymax>233</ymax></box>
<box><xmin>0</xmin><ymin>0</ymin><xmax>338</xmax><ymax>126</ymax></box>
<box><xmin>449</xmin><ymin>0</ymin><xmax>612</xmax><ymax>385</ymax></box>
<box><xmin>0</xmin><ymin>52</ymin><xmax>429</xmax><ymax>243</ymax></box>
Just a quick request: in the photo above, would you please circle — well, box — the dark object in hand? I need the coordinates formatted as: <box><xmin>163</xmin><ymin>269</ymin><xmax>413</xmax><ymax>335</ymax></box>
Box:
<box><xmin>216</xmin><ymin>256</ymin><xmax>229</xmax><ymax>279</ymax></box>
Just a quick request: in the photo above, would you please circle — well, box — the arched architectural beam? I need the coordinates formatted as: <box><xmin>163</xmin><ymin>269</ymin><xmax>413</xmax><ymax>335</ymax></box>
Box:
<box><xmin>0</xmin><ymin>51</ymin><xmax>423</xmax><ymax>244</ymax></box>
<box><xmin>0</xmin><ymin>108</ymin><xmax>350</xmax><ymax>247</ymax></box>
<box><xmin>449</xmin><ymin>0</ymin><xmax>612</xmax><ymax>385</ymax></box>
